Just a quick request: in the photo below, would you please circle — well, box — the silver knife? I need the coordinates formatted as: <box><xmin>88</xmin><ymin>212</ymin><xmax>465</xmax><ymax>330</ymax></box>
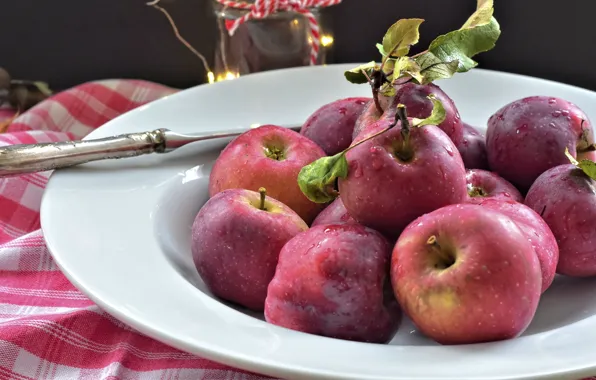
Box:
<box><xmin>0</xmin><ymin>125</ymin><xmax>302</xmax><ymax>177</ymax></box>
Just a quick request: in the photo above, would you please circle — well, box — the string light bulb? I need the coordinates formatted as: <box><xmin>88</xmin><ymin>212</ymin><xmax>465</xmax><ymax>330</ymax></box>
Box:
<box><xmin>320</xmin><ymin>35</ymin><xmax>334</xmax><ymax>47</ymax></box>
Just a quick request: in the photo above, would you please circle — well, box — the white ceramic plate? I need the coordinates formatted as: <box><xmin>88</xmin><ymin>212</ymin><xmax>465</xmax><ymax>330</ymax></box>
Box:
<box><xmin>41</xmin><ymin>64</ymin><xmax>596</xmax><ymax>380</ymax></box>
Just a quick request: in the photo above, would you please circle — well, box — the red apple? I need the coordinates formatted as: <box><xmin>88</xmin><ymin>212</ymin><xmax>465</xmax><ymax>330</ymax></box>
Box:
<box><xmin>473</xmin><ymin>198</ymin><xmax>559</xmax><ymax>293</ymax></box>
<box><xmin>392</xmin><ymin>203</ymin><xmax>542</xmax><ymax>345</ymax></box>
<box><xmin>265</xmin><ymin>224</ymin><xmax>401</xmax><ymax>343</ymax></box>
<box><xmin>352</xmin><ymin>100</ymin><xmax>381</xmax><ymax>140</ymax></box>
<box><xmin>465</xmin><ymin>169</ymin><xmax>524</xmax><ymax>204</ymax></box>
<box><xmin>384</xmin><ymin>82</ymin><xmax>464</xmax><ymax>145</ymax></box>
<box><xmin>525</xmin><ymin>164</ymin><xmax>596</xmax><ymax>277</ymax></box>
<box><xmin>486</xmin><ymin>96</ymin><xmax>595</xmax><ymax>193</ymax></box>
<box><xmin>339</xmin><ymin>118</ymin><xmax>467</xmax><ymax>238</ymax></box>
<box><xmin>209</xmin><ymin>125</ymin><xmax>327</xmax><ymax>224</ymax></box>
<box><xmin>352</xmin><ymin>96</ymin><xmax>393</xmax><ymax>140</ymax></box>
<box><xmin>300</xmin><ymin>97</ymin><xmax>370</xmax><ymax>155</ymax></box>
<box><xmin>456</xmin><ymin>123</ymin><xmax>489</xmax><ymax>170</ymax></box>
<box><xmin>192</xmin><ymin>188</ymin><xmax>308</xmax><ymax>311</ymax></box>
<box><xmin>311</xmin><ymin>197</ymin><xmax>357</xmax><ymax>227</ymax></box>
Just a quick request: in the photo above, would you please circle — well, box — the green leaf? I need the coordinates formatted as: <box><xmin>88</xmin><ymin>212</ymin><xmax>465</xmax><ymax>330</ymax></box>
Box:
<box><xmin>380</xmin><ymin>82</ymin><xmax>396</xmax><ymax>97</ymax></box>
<box><xmin>424</xmin><ymin>0</ymin><xmax>499</xmax><ymax>74</ymax></box>
<box><xmin>426</xmin><ymin>16</ymin><xmax>500</xmax><ymax>73</ymax></box>
<box><xmin>376</xmin><ymin>43</ymin><xmax>387</xmax><ymax>57</ymax></box>
<box><xmin>415</xmin><ymin>54</ymin><xmax>460</xmax><ymax>84</ymax></box>
<box><xmin>405</xmin><ymin>0</ymin><xmax>499</xmax><ymax>84</ymax></box>
<box><xmin>462</xmin><ymin>0</ymin><xmax>495</xmax><ymax>29</ymax></box>
<box><xmin>565</xmin><ymin>148</ymin><xmax>596</xmax><ymax>180</ymax></box>
<box><xmin>411</xmin><ymin>95</ymin><xmax>446</xmax><ymax>127</ymax></box>
<box><xmin>344</xmin><ymin>61</ymin><xmax>379</xmax><ymax>84</ymax></box>
<box><xmin>394</xmin><ymin>56</ymin><xmax>424</xmax><ymax>84</ymax></box>
<box><xmin>382</xmin><ymin>18</ymin><xmax>425</xmax><ymax>58</ymax></box>
<box><xmin>298</xmin><ymin>153</ymin><xmax>348</xmax><ymax>203</ymax></box>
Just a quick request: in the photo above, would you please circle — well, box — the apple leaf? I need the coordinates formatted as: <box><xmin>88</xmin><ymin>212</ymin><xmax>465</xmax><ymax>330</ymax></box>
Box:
<box><xmin>382</xmin><ymin>18</ymin><xmax>425</xmax><ymax>58</ymax></box>
<box><xmin>414</xmin><ymin>54</ymin><xmax>460</xmax><ymax>84</ymax></box>
<box><xmin>420</xmin><ymin>0</ymin><xmax>500</xmax><ymax>75</ymax></box>
<box><xmin>462</xmin><ymin>0</ymin><xmax>495</xmax><ymax>29</ymax></box>
<box><xmin>565</xmin><ymin>148</ymin><xmax>596</xmax><ymax>181</ymax></box>
<box><xmin>394</xmin><ymin>56</ymin><xmax>424</xmax><ymax>84</ymax></box>
<box><xmin>379</xmin><ymin>83</ymin><xmax>396</xmax><ymax>97</ymax></box>
<box><xmin>344</xmin><ymin>61</ymin><xmax>379</xmax><ymax>84</ymax></box>
<box><xmin>298</xmin><ymin>152</ymin><xmax>348</xmax><ymax>203</ymax></box>
<box><xmin>376</xmin><ymin>43</ymin><xmax>387</xmax><ymax>57</ymax></box>
<box><xmin>399</xmin><ymin>0</ymin><xmax>499</xmax><ymax>84</ymax></box>
<box><xmin>411</xmin><ymin>95</ymin><xmax>446</xmax><ymax>127</ymax></box>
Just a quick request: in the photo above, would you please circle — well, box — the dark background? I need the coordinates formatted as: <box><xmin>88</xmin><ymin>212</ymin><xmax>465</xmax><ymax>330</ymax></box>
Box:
<box><xmin>0</xmin><ymin>0</ymin><xmax>593</xmax><ymax>91</ymax></box>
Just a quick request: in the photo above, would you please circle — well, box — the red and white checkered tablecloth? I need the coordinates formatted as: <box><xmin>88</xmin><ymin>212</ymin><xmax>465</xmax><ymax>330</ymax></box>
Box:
<box><xmin>0</xmin><ymin>79</ymin><xmax>594</xmax><ymax>380</ymax></box>
<box><xmin>0</xmin><ymin>80</ymin><xmax>273</xmax><ymax>380</ymax></box>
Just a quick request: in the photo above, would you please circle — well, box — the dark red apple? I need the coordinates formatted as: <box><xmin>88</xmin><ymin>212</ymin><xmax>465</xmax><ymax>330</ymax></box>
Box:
<box><xmin>339</xmin><ymin>118</ymin><xmax>467</xmax><ymax>238</ymax></box>
<box><xmin>383</xmin><ymin>82</ymin><xmax>464</xmax><ymax>145</ymax></box>
<box><xmin>465</xmin><ymin>169</ymin><xmax>524</xmax><ymax>203</ymax></box>
<box><xmin>311</xmin><ymin>197</ymin><xmax>357</xmax><ymax>227</ymax></box>
<box><xmin>265</xmin><ymin>223</ymin><xmax>401</xmax><ymax>343</ymax></box>
<box><xmin>486</xmin><ymin>96</ymin><xmax>595</xmax><ymax>193</ymax></box>
<box><xmin>525</xmin><ymin>164</ymin><xmax>596</xmax><ymax>277</ymax></box>
<box><xmin>353</xmin><ymin>101</ymin><xmax>380</xmax><ymax>140</ymax></box>
<box><xmin>300</xmin><ymin>97</ymin><xmax>370</xmax><ymax>155</ymax></box>
<box><xmin>392</xmin><ymin>203</ymin><xmax>542</xmax><ymax>345</ymax></box>
<box><xmin>209</xmin><ymin>125</ymin><xmax>327</xmax><ymax>224</ymax></box>
<box><xmin>192</xmin><ymin>188</ymin><xmax>308</xmax><ymax>311</ymax></box>
<box><xmin>456</xmin><ymin>123</ymin><xmax>489</xmax><ymax>170</ymax></box>
<box><xmin>474</xmin><ymin>198</ymin><xmax>559</xmax><ymax>293</ymax></box>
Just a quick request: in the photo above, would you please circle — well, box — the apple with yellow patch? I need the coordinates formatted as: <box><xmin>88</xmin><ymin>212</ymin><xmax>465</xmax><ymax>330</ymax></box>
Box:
<box><xmin>209</xmin><ymin>125</ymin><xmax>327</xmax><ymax>224</ymax></box>
<box><xmin>391</xmin><ymin>203</ymin><xmax>542</xmax><ymax>345</ymax></box>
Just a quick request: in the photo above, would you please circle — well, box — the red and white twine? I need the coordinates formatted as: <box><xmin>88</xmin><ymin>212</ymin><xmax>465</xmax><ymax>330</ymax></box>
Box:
<box><xmin>216</xmin><ymin>0</ymin><xmax>342</xmax><ymax>65</ymax></box>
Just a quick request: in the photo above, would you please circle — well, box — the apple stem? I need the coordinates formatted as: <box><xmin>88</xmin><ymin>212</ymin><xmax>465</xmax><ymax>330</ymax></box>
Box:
<box><xmin>369</xmin><ymin>70</ymin><xmax>386</xmax><ymax>115</ymax></box>
<box><xmin>259</xmin><ymin>187</ymin><xmax>267</xmax><ymax>211</ymax></box>
<box><xmin>427</xmin><ymin>235</ymin><xmax>455</xmax><ymax>269</ymax></box>
<box><xmin>467</xmin><ymin>185</ymin><xmax>488</xmax><ymax>198</ymax></box>
<box><xmin>395</xmin><ymin>104</ymin><xmax>413</xmax><ymax>161</ymax></box>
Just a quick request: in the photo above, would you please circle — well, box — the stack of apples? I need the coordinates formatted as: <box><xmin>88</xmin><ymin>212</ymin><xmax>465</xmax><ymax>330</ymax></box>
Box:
<box><xmin>190</xmin><ymin>1</ymin><xmax>596</xmax><ymax>345</ymax></box>
<box><xmin>192</xmin><ymin>81</ymin><xmax>596</xmax><ymax>345</ymax></box>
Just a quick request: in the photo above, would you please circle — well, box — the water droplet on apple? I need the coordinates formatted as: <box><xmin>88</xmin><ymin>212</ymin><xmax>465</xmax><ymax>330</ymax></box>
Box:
<box><xmin>561</xmin><ymin>110</ymin><xmax>570</xmax><ymax>116</ymax></box>
<box><xmin>548</xmin><ymin>98</ymin><xmax>557</xmax><ymax>104</ymax></box>
<box><xmin>324</xmin><ymin>228</ymin><xmax>332</xmax><ymax>233</ymax></box>
<box><xmin>338</xmin><ymin>107</ymin><xmax>347</xmax><ymax>115</ymax></box>
<box><xmin>552</xmin><ymin>110</ymin><xmax>562</xmax><ymax>117</ymax></box>
<box><xmin>566</xmin><ymin>115</ymin><xmax>572</xmax><ymax>121</ymax></box>
<box><xmin>549</xmin><ymin>122</ymin><xmax>556</xmax><ymax>128</ymax></box>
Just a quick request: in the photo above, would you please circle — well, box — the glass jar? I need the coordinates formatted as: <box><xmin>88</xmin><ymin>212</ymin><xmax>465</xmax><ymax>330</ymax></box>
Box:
<box><xmin>210</xmin><ymin>0</ymin><xmax>333</xmax><ymax>82</ymax></box>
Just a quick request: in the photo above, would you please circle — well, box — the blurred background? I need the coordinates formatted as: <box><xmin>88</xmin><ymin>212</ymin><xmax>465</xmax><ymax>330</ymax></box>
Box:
<box><xmin>0</xmin><ymin>0</ymin><xmax>593</xmax><ymax>92</ymax></box>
